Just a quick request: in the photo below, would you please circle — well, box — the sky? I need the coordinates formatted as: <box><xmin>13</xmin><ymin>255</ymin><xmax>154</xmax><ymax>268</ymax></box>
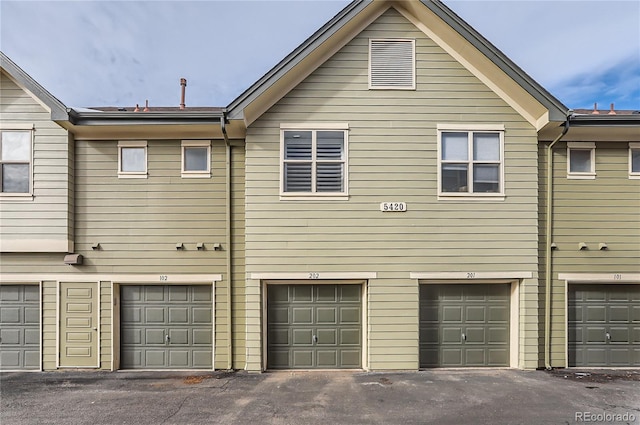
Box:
<box><xmin>1</xmin><ymin>0</ymin><xmax>639</xmax><ymax>111</ymax></box>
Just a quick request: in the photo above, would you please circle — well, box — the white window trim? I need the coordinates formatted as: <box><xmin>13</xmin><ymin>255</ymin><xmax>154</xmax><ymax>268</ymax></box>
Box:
<box><xmin>436</xmin><ymin>124</ymin><xmax>505</xmax><ymax>200</ymax></box>
<box><xmin>629</xmin><ymin>142</ymin><xmax>640</xmax><ymax>179</ymax></box>
<box><xmin>181</xmin><ymin>140</ymin><xmax>211</xmax><ymax>178</ymax></box>
<box><xmin>118</xmin><ymin>140</ymin><xmax>148</xmax><ymax>179</ymax></box>
<box><xmin>279</xmin><ymin>124</ymin><xmax>349</xmax><ymax>200</ymax></box>
<box><xmin>567</xmin><ymin>142</ymin><xmax>596</xmax><ymax>179</ymax></box>
<box><xmin>1</xmin><ymin>126</ymin><xmax>34</xmax><ymax>198</ymax></box>
<box><xmin>368</xmin><ymin>38</ymin><xmax>416</xmax><ymax>90</ymax></box>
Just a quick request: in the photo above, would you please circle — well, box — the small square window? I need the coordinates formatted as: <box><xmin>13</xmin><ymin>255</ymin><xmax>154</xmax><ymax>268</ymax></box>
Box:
<box><xmin>630</xmin><ymin>143</ymin><xmax>640</xmax><ymax>179</ymax></box>
<box><xmin>567</xmin><ymin>142</ymin><xmax>595</xmax><ymax>179</ymax></box>
<box><xmin>118</xmin><ymin>141</ymin><xmax>147</xmax><ymax>178</ymax></box>
<box><xmin>1</xmin><ymin>130</ymin><xmax>32</xmax><ymax>194</ymax></box>
<box><xmin>181</xmin><ymin>140</ymin><xmax>211</xmax><ymax>178</ymax></box>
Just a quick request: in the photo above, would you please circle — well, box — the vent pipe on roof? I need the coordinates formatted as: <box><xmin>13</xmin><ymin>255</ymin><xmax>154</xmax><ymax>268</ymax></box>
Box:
<box><xmin>592</xmin><ymin>102</ymin><xmax>599</xmax><ymax>114</ymax></box>
<box><xmin>608</xmin><ymin>103</ymin><xmax>616</xmax><ymax>115</ymax></box>
<box><xmin>143</xmin><ymin>99</ymin><xmax>149</xmax><ymax>112</ymax></box>
<box><xmin>180</xmin><ymin>78</ymin><xmax>187</xmax><ymax>110</ymax></box>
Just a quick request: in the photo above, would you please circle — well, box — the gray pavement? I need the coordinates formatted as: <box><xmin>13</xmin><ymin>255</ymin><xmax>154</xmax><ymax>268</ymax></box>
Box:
<box><xmin>1</xmin><ymin>369</ymin><xmax>639</xmax><ymax>424</ymax></box>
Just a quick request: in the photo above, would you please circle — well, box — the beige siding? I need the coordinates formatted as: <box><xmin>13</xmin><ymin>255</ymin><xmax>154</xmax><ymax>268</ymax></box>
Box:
<box><xmin>245</xmin><ymin>9</ymin><xmax>540</xmax><ymax>370</ymax></box>
<box><xmin>539</xmin><ymin>141</ymin><xmax>640</xmax><ymax>367</ymax></box>
<box><xmin>0</xmin><ymin>72</ymin><xmax>72</xmax><ymax>251</ymax></box>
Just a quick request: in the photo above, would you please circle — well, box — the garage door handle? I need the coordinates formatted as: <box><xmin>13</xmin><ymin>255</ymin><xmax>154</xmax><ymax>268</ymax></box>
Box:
<box><xmin>461</xmin><ymin>333</ymin><xmax>466</xmax><ymax>341</ymax></box>
<box><xmin>312</xmin><ymin>335</ymin><xmax>318</xmax><ymax>344</ymax></box>
<box><xmin>166</xmin><ymin>334</ymin><xmax>170</xmax><ymax>343</ymax></box>
<box><xmin>605</xmin><ymin>332</ymin><xmax>611</xmax><ymax>340</ymax></box>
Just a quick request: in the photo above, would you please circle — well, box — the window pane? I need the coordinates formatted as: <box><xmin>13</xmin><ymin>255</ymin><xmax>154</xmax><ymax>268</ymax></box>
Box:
<box><xmin>317</xmin><ymin>131</ymin><xmax>343</xmax><ymax>160</ymax></box>
<box><xmin>441</xmin><ymin>163</ymin><xmax>468</xmax><ymax>192</ymax></box>
<box><xmin>1</xmin><ymin>131</ymin><xmax>30</xmax><ymax>161</ymax></box>
<box><xmin>632</xmin><ymin>149</ymin><xmax>640</xmax><ymax>173</ymax></box>
<box><xmin>121</xmin><ymin>147</ymin><xmax>146</xmax><ymax>172</ymax></box>
<box><xmin>316</xmin><ymin>163</ymin><xmax>343</xmax><ymax>192</ymax></box>
<box><xmin>2</xmin><ymin>163</ymin><xmax>29</xmax><ymax>193</ymax></box>
<box><xmin>473</xmin><ymin>164</ymin><xmax>500</xmax><ymax>193</ymax></box>
<box><xmin>473</xmin><ymin>133</ymin><xmax>500</xmax><ymax>161</ymax></box>
<box><xmin>284</xmin><ymin>131</ymin><xmax>312</xmax><ymax>160</ymax></box>
<box><xmin>284</xmin><ymin>163</ymin><xmax>312</xmax><ymax>192</ymax></box>
<box><xmin>569</xmin><ymin>149</ymin><xmax>591</xmax><ymax>173</ymax></box>
<box><xmin>442</xmin><ymin>132</ymin><xmax>468</xmax><ymax>161</ymax></box>
<box><xmin>184</xmin><ymin>147</ymin><xmax>208</xmax><ymax>171</ymax></box>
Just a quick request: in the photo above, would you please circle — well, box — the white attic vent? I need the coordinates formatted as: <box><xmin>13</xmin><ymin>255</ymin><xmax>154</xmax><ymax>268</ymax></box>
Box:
<box><xmin>369</xmin><ymin>39</ymin><xmax>415</xmax><ymax>89</ymax></box>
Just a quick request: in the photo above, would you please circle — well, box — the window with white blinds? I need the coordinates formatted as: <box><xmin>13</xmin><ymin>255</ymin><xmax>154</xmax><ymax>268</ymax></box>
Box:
<box><xmin>369</xmin><ymin>39</ymin><xmax>415</xmax><ymax>89</ymax></box>
<box><xmin>282</xmin><ymin>129</ymin><xmax>347</xmax><ymax>195</ymax></box>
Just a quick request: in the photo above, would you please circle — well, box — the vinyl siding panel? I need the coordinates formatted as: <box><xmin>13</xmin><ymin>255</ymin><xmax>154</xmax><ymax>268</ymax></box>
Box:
<box><xmin>245</xmin><ymin>9</ymin><xmax>540</xmax><ymax>370</ymax></box>
<box><xmin>539</xmin><ymin>141</ymin><xmax>640</xmax><ymax>367</ymax></box>
<box><xmin>0</xmin><ymin>72</ymin><xmax>72</xmax><ymax>251</ymax></box>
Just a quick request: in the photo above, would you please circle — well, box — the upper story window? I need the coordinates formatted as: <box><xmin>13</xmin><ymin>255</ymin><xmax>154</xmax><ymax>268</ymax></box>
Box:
<box><xmin>369</xmin><ymin>39</ymin><xmax>415</xmax><ymax>90</ymax></box>
<box><xmin>118</xmin><ymin>140</ymin><xmax>147</xmax><ymax>178</ymax></box>
<box><xmin>281</xmin><ymin>124</ymin><xmax>348</xmax><ymax>199</ymax></box>
<box><xmin>1</xmin><ymin>129</ymin><xmax>32</xmax><ymax>194</ymax></box>
<box><xmin>567</xmin><ymin>142</ymin><xmax>595</xmax><ymax>179</ymax></box>
<box><xmin>437</xmin><ymin>125</ymin><xmax>504</xmax><ymax>199</ymax></box>
<box><xmin>629</xmin><ymin>143</ymin><xmax>640</xmax><ymax>179</ymax></box>
<box><xmin>182</xmin><ymin>140</ymin><xmax>211</xmax><ymax>178</ymax></box>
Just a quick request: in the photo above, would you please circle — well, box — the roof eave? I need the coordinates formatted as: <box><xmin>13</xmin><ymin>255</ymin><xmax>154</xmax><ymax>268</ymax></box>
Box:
<box><xmin>568</xmin><ymin>114</ymin><xmax>640</xmax><ymax>127</ymax></box>
<box><xmin>420</xmin><ymin>0</ymin><xmax>568</xmax><ymax>122</ymax></box>
<box><xmin>0</xmin><ymin>51</ymin><xmax>69</xmax><ymax>121</ymax></box>
<box><xmin>68</xmin><ymin>109</ymin><xmax>226</xmax><ymax>126</ymax></box>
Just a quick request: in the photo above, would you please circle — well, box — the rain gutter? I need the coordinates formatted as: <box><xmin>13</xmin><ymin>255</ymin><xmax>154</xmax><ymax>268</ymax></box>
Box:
<box><xmin>544</xmin><ymin>114</ymin><xmax>571</xmax><ymax>370</ymax></box>
<box><xmin>220</xmin><ymin>116</ymin><xmax>233</xmax><ymax>370</ymax></box>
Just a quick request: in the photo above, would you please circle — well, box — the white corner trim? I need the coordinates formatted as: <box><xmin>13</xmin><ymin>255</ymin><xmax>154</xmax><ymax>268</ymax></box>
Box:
<box><xmin>249</xmin><ymin>272</ymin><xmax>377</xmax><ymax>280</ymax></box>
<box><xmin>410</xmin><ymin>271</ymin><xmax>533</xmax><ymax>280</ymax></box>
<box><xmin>557</xmin><ymin>273</ymin><xmax>640</xmax><ymax>283</ymax></box>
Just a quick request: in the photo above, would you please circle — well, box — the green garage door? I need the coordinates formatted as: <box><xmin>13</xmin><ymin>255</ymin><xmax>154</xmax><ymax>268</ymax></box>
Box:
<box><xmin>0</xmin><ymin>285</ymin><xmax>40</xmax><ymax>370</ymax></box>
<box><xmin>568</xmin><ymin>284</ymin><xmax>640</xmax><ymax>367</ymax></box>
<box><xmin>121</xmin><ymin>285</ymin><xmax>212</xmax><ymax>369</ymax></box>
<box><xmin>420</xmin><ymin>284</ymin><xmax>510</xmax><ymax>367</ymax></box>
<box><xmin>267</xmin><ymin>284</ymin><xmax>362</xmax><ymax>369</ymax></box>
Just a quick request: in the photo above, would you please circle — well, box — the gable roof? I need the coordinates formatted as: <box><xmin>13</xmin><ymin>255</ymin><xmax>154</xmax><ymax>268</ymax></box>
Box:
<box><xmin>227</xmin><ymin>0</ymin><xmax>568</xmax><ymax>132</ymax></box>
<box><xmin>0</xmin><ymin>51</ymin><xmax>68</xmax><ymax>121</ymax></box>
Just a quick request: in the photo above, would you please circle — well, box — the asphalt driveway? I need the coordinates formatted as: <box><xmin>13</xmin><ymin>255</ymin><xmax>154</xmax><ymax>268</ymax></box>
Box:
<box><xmin>1</xmin><ymin>369</ymin><xmax>638</xmax><ymax>424</ymax></box>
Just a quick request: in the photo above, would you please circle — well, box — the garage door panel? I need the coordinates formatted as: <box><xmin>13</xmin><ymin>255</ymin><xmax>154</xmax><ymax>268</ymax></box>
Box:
<box><xmin>192</xmin><ymin>307</ymin><xmax>211</xmax><ymax>323</ymax></box>
<box><xmin>569</xmin><ymin>284</ymin><xmax>639</xmax><ymax>367</ymax></box>
<box><xmin>317</xmin><ymin>307</ymin><xmax>337</xmax><ymax>324</ymax></box>
<box><xmin>292</xmin><ymin>307</ymin><xmax>312</xmax><ymax>324</ymax></box>
<box><xmin>121</xmin><ymin>285</ymin><xmax>212</xmax><ymax>369</ymax></box>
<box><xmin>1</xmin><ymin>329</ymin><xmax>21</xmax><ymax>344</ymax></box>
<box><xmin>169</xmin><ymin>307</ymin><xmax>188</xmax><ymax>323</ymax></box>
<box><xmin>317</xmin><ymin>350</ymin><xmax>337</xmax><ymax>367</ymax></box>
<box><xmin>192</xmin><ymin>329</ymin><xmax>212</xmax><ymax>345</ymax></box>
<box><xmin>169</xmin><ymin>328</ymin><xmax>189</xmax><ymax>344</ymax></box>
<box><xmin>339</xmin><ymin>329</ymin><xmax>360</xmax><ymax>345</ymax></box>
<box><xmin>1</xmin><ymin>307</ymin><xmax>20</xmax><ymax>323</ymax></box>
<box><xmin>293</xmin><ymin>328</ymin><xmax>313</xmax><ymax>345</ymax></box>
<box><xmin>267</xmin><ymin>284</ymin><xmax>362</xmax><ymax>369</ymax></box>
<box><xmin>420</xmin><ymin>284</ymin><xmax>510</xmax><ymax>368</ymax></box>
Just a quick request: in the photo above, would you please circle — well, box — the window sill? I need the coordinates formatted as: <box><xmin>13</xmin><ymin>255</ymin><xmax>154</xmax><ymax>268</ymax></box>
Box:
<box><xmin>437</xmin><ymin>193</ymin><xmax>505</xmax><ymax>201</ymax></box>
<box><xmin>181</xmin><ymin>173</ymin><xmax>211</xmax><ymax>179</ymax></box>
<box><xmin>629</xmin><ymin>174</ymin><xmax>640</xmax><ymax>180</ymax></box>
<box><xmin>567</xmin><ymin>173</ymin><xmax>596</xmax><ymax>180</ymax></box>
<box><xmin>0</xmin><ymin>194</ymin><xmax>34</xmax><ymax>201</ymax></box>
<box><xmin>118</xmin><ymin>173</ymin><xmax>148</xmax><ymax>179</ymax></box>
<box><xmin>280</xmin><ymin>193</ymin><xmax>349</xmax><ymax>201</ymax></box>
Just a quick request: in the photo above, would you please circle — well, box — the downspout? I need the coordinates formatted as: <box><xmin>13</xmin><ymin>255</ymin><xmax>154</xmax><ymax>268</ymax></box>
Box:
<box><xmin>544</xmin><ymin>114</ymin><xmax>570</xmax><ymax>370</ymax></box>
<box><xmin>221</xmin><ymin>116</ymin><xmax>233</xmax><ymax>370</ymax></box>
